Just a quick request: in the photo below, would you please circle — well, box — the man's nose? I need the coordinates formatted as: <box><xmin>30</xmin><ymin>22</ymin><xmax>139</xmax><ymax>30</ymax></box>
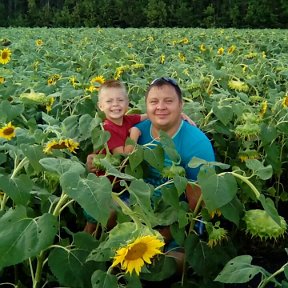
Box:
<box><xmin>156</xmin><ymin>101</ymin><xmax>166</xmax><ymax>109</ymax></box>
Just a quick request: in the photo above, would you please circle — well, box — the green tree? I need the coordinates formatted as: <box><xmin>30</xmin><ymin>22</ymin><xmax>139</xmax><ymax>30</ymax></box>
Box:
<box><xmin>145</xmin><ymin>0</ymin><xmax>167</xmax><ymax>27</ymax></box>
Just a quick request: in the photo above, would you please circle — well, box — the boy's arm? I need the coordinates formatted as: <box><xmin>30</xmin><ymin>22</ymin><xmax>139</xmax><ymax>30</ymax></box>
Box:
<box><xmin>139</xmin><ymin>113</ymin><xmax>148</xmax><ymax>121</ymax></box>
<box><xmin>124</xmin><ymin>127</ymin><xmax>141</xmax><ymax>154</ymax></box>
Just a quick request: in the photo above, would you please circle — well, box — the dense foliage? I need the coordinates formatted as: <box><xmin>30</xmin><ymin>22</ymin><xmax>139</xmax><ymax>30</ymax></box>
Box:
<box><xmin>1</xmin><ymin>0</ymin><xmax>288</xmax><ymax>28</ymax></box>
<box><xmin>0</xmin><ymin>27</ymin><xmax>288</xmax><ymax>287</ymax></box>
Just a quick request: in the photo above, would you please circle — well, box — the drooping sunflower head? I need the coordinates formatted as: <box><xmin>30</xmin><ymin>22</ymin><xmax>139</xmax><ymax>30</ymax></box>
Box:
<box><xmin>206</xmin><ymin>222</ymin><xmax>228</xmax><ymax>248</ymax></box>
<box><xmin>259</xmin><ymin>100</ymin><xmax>268</xmax><ymax>117</ymax></box>
<box><xmin>0</xmin><ymin>48</ymin><xmax>12</xmax><ymax>65</ymax></box>
<box><xmin>243</xmin><ymin>209</ymin><xmax>287</xmax><ymax>241</ymax></box>
<box><xmin>0</xmin><ymin>122</ymin><xmax>16</xmax><ymax>141</ymax></box>
<box><xmin>228</xmin><ymin>79</ymin><xmax>249</xmax><ymax>92</ymax></box>
<box><xmin>228</xmin><ymin>45</ymin><xmax>236</xmax><ymax>54</ymax></box>
<box><xmin>111</xmin><ymin>235</ymin><xmax>164</xmax><ymax>275</ymax></box>
<box><xmin>282</xmin><ymin>95</ymin><xmax>288</xmax><ymax>108</ymax></box>
<box><xmin>43</xmin><ymin>138</ymin><xmax>79</xmax><ymax>154</ymax></box>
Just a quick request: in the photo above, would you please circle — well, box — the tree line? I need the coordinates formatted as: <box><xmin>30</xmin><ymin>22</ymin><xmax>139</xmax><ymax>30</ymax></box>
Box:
<box><xmin>1</xmin><ymin>0</ymin><xmax>288</xmax><ymax>28</ymax></box>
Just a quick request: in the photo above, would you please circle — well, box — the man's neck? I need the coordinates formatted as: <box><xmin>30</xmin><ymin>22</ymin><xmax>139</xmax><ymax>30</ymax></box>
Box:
<box><xmin>151</xmin><ymin>119</ymin><xmax>182</xmax><ymax>139</ymax></box>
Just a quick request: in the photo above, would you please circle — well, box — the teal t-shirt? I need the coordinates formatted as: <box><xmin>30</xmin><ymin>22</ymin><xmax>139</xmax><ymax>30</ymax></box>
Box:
<box><xmin>136</xmin><ymin>120</ymin><xmax>215</xmax><ymax>188</ymax></box>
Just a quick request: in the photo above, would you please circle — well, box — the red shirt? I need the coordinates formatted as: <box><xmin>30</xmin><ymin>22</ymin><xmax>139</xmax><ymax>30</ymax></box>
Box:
<box><xmin>104</xmin><ymin>114</ymin><xmax>141</xmax><ymax>151</ymax></box>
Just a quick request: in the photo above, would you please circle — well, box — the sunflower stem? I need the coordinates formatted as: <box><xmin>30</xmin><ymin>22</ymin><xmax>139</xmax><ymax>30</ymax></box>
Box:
<box><xmin>112</xmin><ymin>192</ymin><xmax>142</xmax><ymax>230</ymax></box>
<box><xmin>258</xmin><ymin>263</ymin><xmax>288</xmax><ymax>288</ymax></box>
<box><xmin>52</xmin><ymin>193</ymin><xmax>69</xmax><ymax>217</ymax></box>
<box><xmin>230</xmin><ymin>171</ymin><xmax>261</xmax><ymax>199</ymax></box>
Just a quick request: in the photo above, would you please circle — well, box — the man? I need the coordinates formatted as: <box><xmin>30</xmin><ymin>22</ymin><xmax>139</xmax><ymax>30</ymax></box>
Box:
<box><xmin>135</xmin><ymin>77</ymin><xmax>215</xmax><ymax>209</ymax></box>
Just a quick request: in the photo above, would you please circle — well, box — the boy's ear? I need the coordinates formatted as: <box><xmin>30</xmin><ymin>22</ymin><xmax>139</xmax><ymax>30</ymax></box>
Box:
<box><xmin>97</xmin><ymin>102</ymin><xmax>103</xmax><ymax>111</ymax></box>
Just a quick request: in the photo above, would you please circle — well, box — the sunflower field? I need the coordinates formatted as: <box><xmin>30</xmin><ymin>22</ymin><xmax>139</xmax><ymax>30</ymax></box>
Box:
<box><xmin>0</xmin><ymin>27</ymin><xmax>288</xmax><ymax>288</ymax></box>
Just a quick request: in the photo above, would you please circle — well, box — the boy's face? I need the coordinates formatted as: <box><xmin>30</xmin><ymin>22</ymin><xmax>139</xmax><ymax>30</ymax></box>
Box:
<box><xmin>98</xmin><ymin>87</ymin><xmax>129</xmax><ymax>123</ymax></box>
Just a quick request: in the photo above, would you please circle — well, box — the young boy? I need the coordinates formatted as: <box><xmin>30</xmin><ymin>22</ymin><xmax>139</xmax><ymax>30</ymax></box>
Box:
<box><xmin>84</xmin><ymin>79</ymin><xmax>145</xmax><ymax>233</ymax></box>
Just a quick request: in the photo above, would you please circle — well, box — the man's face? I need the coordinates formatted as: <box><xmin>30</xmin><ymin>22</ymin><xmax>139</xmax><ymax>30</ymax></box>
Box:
<box><xmin>146</xmin><ymin>84</ymin><xmax>183</xmax><ymax>132</ymax></box>
<box><xmin>98</xmin><ymin>87</ymin><xmax>129</xmax><ymax>122</ymax></box>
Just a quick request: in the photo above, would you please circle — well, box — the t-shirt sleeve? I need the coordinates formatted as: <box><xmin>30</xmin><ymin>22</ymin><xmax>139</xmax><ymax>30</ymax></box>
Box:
<box><xmin>182</xmin><ymin>126</ymin><xmax>215</xmax><ymax>181</ymax></box>
<box><xmin>126</xmin><ymin>114</ymin><xmax>141</xmax><ymax>126</ymax></box>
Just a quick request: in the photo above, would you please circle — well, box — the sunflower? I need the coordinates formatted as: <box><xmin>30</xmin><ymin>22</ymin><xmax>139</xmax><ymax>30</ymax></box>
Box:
<box><xmin>178</xmin><ymin>52</ymin><xmax>186</xmax><ymax>62</ymax></box>
<box><xmin>228</xmin><ymin>45</ymin><xmax>236</xmax><ymax>54</ymax></box>
<box><xmin>0</xmin><ymin>76</ymin><xmax>5</xmax><ymax>84</ymax></box>
<box><xmin>200</xmin><ymin>44</ymin><xmax>206</xmax><ymax>52</ymax></box>
<box><xmin>206</xmin><ymin>222</ymin><xmax>228</xmax><ymax>248</ymax></box>
<box><xmin>43</xmin><ymin>139</ymin><xmax>79</xmax><ymax>154</ymax></box>
<box><xmin>282</xmin><ymin>95</ymin><xmax>288</xmax><ymax>108</ymax></box>
<box><xmin>46</xmin><ymin>97</ymin><xmax>55</xmax><ymax>112</ymax></box>
<box><xmin>111</xmin><ymin>235</ymin><xmax>164</xmax><ymax>275</ymax></box>
<box><xmin>228</xmin><ymin>79</ymin><xmax>249</xmax><ymax>92</ymax></box>
<box><xmin>0</xmin><ymin>48</ymin><xmax>12</xmax><ymax>65</ymax></box>
<box><xmin>35</xmin><ymin>39</ymin><xmax>43</xmax><ymax>46</ymax></box>
<box><xmin>0</xmin><ymin>122</ymin><xmax>16</xmax><ymax>140</ymax></box>
<box><xmin>89</xmin><ymin>75</ymin><xmax>105</xmax><ymax>91</ymax></box>
<box><xmin>90</xmin><ymin>75</ymin><xmax>105</xmax><ymax>85</ymax></box>
<box><xmin>238</xmin><ymin>149</ymin><xmax>259</xmax><ymax>162</ymax></box>
<box><xmin>259</xmin><ymin>100</ymin><xmax>268</xmax><ymax>117</ymax></box>
<box><xmin>160</xmin><ymin>54</ymin><xmax>165</xmax><ymax>64</ymax></box>
<box><xmin>217</xmin><ymin>47</ymin><xmax>224</xmax><ymax>55</ymax></box>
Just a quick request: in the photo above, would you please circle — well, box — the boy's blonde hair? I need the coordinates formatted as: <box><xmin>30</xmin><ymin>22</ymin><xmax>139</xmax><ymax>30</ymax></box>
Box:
<box><xmin>98</xmin><ymin>79</ymin><xmax>128</xmax><ymax>101</ymax></box>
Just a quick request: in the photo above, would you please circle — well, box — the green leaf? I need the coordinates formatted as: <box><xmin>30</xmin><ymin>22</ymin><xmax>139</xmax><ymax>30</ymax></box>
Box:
<box><xmin>125</xmin><ymin>274</ymin><xmax>142</xmax><ymax>288</ymax></box>
<box><xmin>188</xmin><ymin>157</ymin><xmax>230</xmax><ymax>170</ymax></box>
<box><xmin>0</xmin><ymin>100</ymin><xmax>24</xmax><ymax>122</ymax></box>
<box><xmin>21</xmin><ymin>144</ymin><xmax>45</xmax><ymax>173</ymax></box>
<box><xmin>91</xmin><ymin>128</ymin><xmax>111</xmax><ymax>151</ymax></box>
<box><xmin>143</xmin><ymin>145</ymin><xmax>164</xmax><ymax>171</ymax></box>
<box><xmin>162</xmin><ymin>186</ymin><xmax>180</xmax><ymax>208</ymax></box>
<box><xmin>39</xmin><ymin>157</ymin><xmax>85</xmax><ymax>176</ymax></box>
<box><xmin>48</xmin><ymin>246</ymin><xmax>100</xmax><ymax>288</ymax></box>
<box><xmin>259</xmin><ymin>195</ymin><xmax>282</xmax><ymax>226</ymax></box>
<box><xmin>198</xmin><ymin>171</ymin><xmax>238</xmax><ymax>211</ymax></box>
<box><xmin>220</xmin><ymin>197</ymin><xmax>244</xmax><ymax>226</ymax></box>
<box><xmin>260</xmin><ymin>124</ymin><xmax>278</xmax><ymax>146</ymax></box>
<box><xmin>0</xmin><ymin>206</ymin><xmax>58</xmax><ymax>269</ymax></box>
<box><xmin>173</xmin><ymin>175</ymin><xmax>188</xmax><ymax>196</ymax></box>
<box><xmin>159</xmin><ymin>130</ymin><xmax>181</xmax><ymax>163</ymax></box>
<box><xmin>245</xmin><ymin>159</ymin><xmax>273</xmax><ymax>180</ymax></box>
<box><xmin>79</xmin><ymin>114</ymin><xmax>101</xmax><ymax>141</ymax></box>
<box><xmin>185</xmin><ymin>234</ymin><xmax>236</xmax><ymax>277</ymax></box>
<box><xmin>91</xmin><ymin>270</ymin><xmax>118</xmax><ymax>288</ymax></box>
<box><xmin>140</xmin><ymin>254</ymin><xmax>177</xmax><ymax>281</ymax></box>
<box><xmin>129</xmin><ymin>179</ymin><xmax>152</xmax><ymax>211</ymax></box>
<box><xmin>215</xmin><ymin>255</ymin><xmax>264</xmax><ymax>284</ymax></box>
<box><xmin>212</xmin><ymin>104</ymin><xmax>233</xmax><ymax>125</ymax></box>
<box><xmin>62</xmin><ymin>115</ymin><xmax>79</xmax><ymax>138</ymax></box>
<box><xmin>0</xmin><ymin>174</ymin><xmax>32</xmax><ymax>205</ymax></box>
<box><xmin>128</xmin><ymin>145</ymin><xmax>144</xmax><ymax>170</ymax></box>
<box><xmin>60</xmin><ymin>172</ymin><xmax>112</xmax><ymax>226</ymax></box>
